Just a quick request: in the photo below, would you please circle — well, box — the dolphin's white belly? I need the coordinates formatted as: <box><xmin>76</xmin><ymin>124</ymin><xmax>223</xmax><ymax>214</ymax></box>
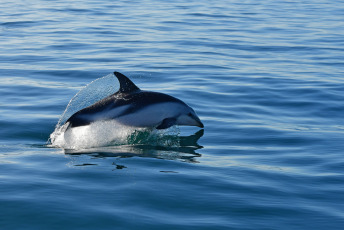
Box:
<box><xmin>116</xmin><ymin>102</ymin><xmax>181</xmax><ymax>127</ymax></box>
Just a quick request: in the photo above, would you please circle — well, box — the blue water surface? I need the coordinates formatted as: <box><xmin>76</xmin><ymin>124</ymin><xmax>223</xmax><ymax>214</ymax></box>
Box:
<box><xmin>1</xmin><ymin>0</ymin><xmax>344</xmax><ymax>229</ymax></box>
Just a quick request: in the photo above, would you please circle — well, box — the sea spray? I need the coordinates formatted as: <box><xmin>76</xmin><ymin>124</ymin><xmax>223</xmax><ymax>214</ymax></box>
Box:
<box><xmin>49</xmin><ymin>120</ymin><xmax>180</xmax><ymax>149</ymax></box>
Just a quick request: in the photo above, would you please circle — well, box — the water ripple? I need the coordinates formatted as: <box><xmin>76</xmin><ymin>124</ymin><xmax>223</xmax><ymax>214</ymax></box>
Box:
<box><xmin>1</xmin><ymin>0</ymin><xmax>344</xmax><ymax>229</ymax></box>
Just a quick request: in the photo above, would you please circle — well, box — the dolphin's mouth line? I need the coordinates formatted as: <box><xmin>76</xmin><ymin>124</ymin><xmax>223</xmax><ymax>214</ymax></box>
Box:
<box><xmin>194</xmin><ymin>115</ymin><xmax>204</xmax><ymax>128</ymax></box>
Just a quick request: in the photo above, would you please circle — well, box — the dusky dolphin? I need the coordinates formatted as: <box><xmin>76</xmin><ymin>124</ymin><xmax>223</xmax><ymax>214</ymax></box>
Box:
<box><xmin>65</xmin><ymin>72</ymin><xmax>204</xmax><ymax>130</ymax></box>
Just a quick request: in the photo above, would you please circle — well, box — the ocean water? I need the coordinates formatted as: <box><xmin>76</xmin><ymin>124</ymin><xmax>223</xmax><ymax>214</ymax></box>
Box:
<box><xmin>1</xmin><ymin>0</ymin><xmax>344</xmax><ymax>229</ymax></box>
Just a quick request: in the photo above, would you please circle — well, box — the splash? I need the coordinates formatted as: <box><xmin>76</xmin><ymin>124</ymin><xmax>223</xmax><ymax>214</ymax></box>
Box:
<box><xmin>57</xmin><ymin>73</ymin><xmax>119</xmax><ymax>126</ymax></box>
<box><xmin>49</xmin><ymin>72</ymin><xmax>180</xmax><ymax>149</ymax></box>
<box><xmin>50</xmin><ymin>120</ymin><xmax>180</xmax><ymax>149</ymax></box>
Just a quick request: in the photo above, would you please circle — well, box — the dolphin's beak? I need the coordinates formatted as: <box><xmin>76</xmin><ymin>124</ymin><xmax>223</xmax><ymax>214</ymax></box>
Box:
<box><xmin>193</xmin><ymin>114</ymin><xmax>204</xmax><ymax>128</ymax></box>
<box><xmin>177</xmin><ymin>112</ymin><xmax>204</xmax><ymax>128</ymax></box>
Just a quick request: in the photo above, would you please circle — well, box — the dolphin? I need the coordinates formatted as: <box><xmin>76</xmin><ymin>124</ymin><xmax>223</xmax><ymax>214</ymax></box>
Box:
<box><xmin>65</xmin><ymin>72</ymin><xmax>204</xmax><ymax>130</ymax></box>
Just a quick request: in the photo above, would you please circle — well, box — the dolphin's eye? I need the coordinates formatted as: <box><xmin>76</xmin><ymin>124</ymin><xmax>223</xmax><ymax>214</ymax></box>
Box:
<box><xmin>188</xmin><ymin>112</ymin><xmax>192</xmax><ymax>117</ymax></box>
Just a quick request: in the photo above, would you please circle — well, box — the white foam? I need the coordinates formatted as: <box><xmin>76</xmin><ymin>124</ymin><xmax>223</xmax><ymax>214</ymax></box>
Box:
<box><xmin>49</xmin><ymin>120</ymin><xmax>180</xmax><ymax>150</ymax></box>
<box><xmin>50</xmin><ymin>120</ymin><xmax>143</xmax><ymax>149</ymax></box>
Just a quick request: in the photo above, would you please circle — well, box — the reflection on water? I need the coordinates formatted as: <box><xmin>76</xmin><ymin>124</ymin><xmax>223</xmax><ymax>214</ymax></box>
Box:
<box><xmin>64</xmin><ymin>129</ymin><xmax>204</xmax><ymax>165</ymax></box>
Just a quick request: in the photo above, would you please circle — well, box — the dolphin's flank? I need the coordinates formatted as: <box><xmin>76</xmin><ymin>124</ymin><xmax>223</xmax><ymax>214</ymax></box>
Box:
<box><xmin>65</xmin><ymin>71</ymin><xmax>204</xmax><ymax>130</ymax></box>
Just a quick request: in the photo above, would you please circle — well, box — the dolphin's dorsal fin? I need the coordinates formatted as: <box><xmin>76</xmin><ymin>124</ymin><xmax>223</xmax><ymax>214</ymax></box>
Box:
<box><xmin>114</xmin><ymin>71</ymin><xmax>140</xmax><ymax>93</ymax></box>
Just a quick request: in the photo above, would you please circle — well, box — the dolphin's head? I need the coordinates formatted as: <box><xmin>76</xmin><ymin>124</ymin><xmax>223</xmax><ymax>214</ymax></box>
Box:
<box><xmin>176</xmin><ymin>106</ymin><xmax>204</xmax><ymax>128</ymax></box>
